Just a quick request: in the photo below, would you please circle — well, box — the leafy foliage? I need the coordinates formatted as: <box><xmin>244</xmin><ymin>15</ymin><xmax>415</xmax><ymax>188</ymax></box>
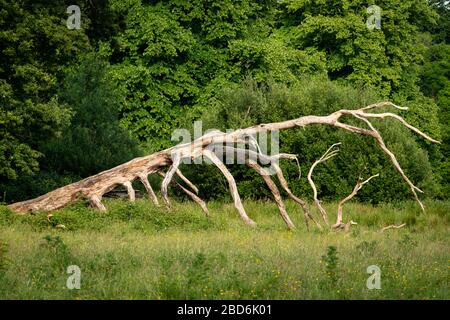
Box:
<box><xmin>421</xmin><ymin>42</ymin><xmax>450</xmax><ymax>197</ymax></box>
<box><xmin>284</xmin><ymin>0</ymin><xmax>438</xmax><ymax>95</ymax></box>
<box><xmin>0</xmin><ymin>0</ymin><xmax>447</xmax><ymax>202</ymax></box>
<box><xmin>42</xmin><ymin>53</ymin><xmax>141</xmax><ymax>178</ymax></box>
<box><xmin>0</xmin><ymin>0</ymin><xmax>89</xmax><ymax>180</ymax></box>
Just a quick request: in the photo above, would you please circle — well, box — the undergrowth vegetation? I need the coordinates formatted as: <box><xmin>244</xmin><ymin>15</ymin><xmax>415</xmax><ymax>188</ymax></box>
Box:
<box><xmin>0</xmin><ymin>199</ymin><xmax>448</xmax><ymax>299</ymax></box>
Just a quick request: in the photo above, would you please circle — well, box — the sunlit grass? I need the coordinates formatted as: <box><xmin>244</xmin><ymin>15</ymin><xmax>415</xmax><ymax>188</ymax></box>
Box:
<box><xmin>0</xmin><ymin>199</ymin><xmax>448</xmax><ymax>299</ymax></box>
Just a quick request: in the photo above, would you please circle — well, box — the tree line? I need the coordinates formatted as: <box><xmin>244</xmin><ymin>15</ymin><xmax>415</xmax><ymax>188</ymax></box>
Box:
<box><xmin>0</xmin><ymin>0</ymin><xmax>448</xmax><ymax>204</ymax></box>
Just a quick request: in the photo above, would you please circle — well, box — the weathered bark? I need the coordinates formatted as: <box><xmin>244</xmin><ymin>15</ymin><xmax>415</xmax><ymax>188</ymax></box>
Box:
<box><xmin>7</xmin><ymin>102</ymin><xmax>439</xmax><ymax>230</ymax></box>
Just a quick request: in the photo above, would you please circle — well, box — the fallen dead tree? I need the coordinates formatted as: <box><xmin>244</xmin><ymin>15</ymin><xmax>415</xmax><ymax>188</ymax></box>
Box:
<box><xmin>7</xmin><ymin>102</ymin><xmax>439</xmax><ymax>230</ymax></box>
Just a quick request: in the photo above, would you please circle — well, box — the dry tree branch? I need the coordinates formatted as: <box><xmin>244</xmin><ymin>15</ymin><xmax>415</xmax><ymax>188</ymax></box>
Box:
<box><xmin>332</xmin><ymin>174</ymin><xmax>379</xmax><ymax>230</ymax></box>
<box><xmin>161</xmin><ymin>152</ymin><xmax>181</xmax><ymax>208</ymax></box>
<box><xmin>157</xmin><ymin>171</ymin><xmax>209</xmax><ymax>216</ymax></box>
<box><xmin>246</xmin><ymin>161</ymin><xmax>296</xmax><ymax>230</ymax></box>
<box><xmin>211</xmin><ymin>145</ymin><xmax>317</xmax><ymax>229</ymax></box>
<box><xmin>351</xmin><ymin>113</ymin><xmax>426</xmax><ymax>211</ymax></box>
<box><xmin>380</xmin><ymin>223</ymin><xmax>406</xmax><ymax>232</ymax></box>
<box><xmin>176</xmin><ymin>169</ymin><xmax>199</xmax><ymax>194</ymax></box>
<box><xmin>89</xmin><ymin>195</ymin><xmax>106</xmax><ymax>212</ymax></box>
<box><xmin>138</xmin><ymin>174</ymin><xmax>159</xmax><ymax>206</ymax></box>
<box><xmin>271</xmin><ymin>162</ymin><xmax>322</xmax><ymax>230</ymax></box>
<box><xmin>122</xmin><ymin>181</ymin><xmax>136</xmax><ymax>202</ymax></box>
<box><xmin>359</xmin><ymin>101</ymin><xmax>408</xmax><ymax>111</ymax></box>
<box><xmin>202</xmin><ymin>148</ymin><xmax>256</xmax><ymax>226</ymax></box>
<box><xmin>307</xmin><ymin>143</ymin><xmax>341</xmax><ymax>225</ymax></box>
<box><xmin>359</xmin><ymin>112</ymin><xmax>439</xmax><ymax>144</ymax></box>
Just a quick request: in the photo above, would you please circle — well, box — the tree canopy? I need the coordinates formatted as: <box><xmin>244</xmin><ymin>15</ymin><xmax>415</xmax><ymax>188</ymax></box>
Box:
<box><xmin>0</xmin><ymin>0</ymin><xmax>448</xmax><ymax>203</ymax></box>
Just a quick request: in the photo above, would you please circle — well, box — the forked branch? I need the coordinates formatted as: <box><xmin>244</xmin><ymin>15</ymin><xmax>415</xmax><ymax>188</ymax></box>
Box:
<box><xmin>307</xmin><ymin>143</ymin><xmax>342</xmax><ymax>225</ymax></box>
<box><xmin>333</xmin><ymin>174</ymin><xmax>379</xmax><ymax>230</ymax></box>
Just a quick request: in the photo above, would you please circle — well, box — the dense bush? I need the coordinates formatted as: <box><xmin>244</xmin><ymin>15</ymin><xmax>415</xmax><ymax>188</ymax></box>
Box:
<box><xmin>421</xmin><ymin>43</ymin><xmax>450</xmax><ymax>197</ymax></box>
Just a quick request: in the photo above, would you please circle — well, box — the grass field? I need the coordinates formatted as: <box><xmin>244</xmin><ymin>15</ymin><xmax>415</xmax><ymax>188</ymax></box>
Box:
<box><xmin>0</xmin><ymin>198</ymin><xmax>448</xmax><ymax>299</ymax></box>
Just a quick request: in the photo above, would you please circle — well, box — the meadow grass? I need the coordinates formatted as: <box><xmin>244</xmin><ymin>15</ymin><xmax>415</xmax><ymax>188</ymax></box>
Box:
<box><xmin>0</xmin><ymin>198</ymin><xmax>448</xmax><ymax>299</ymax></box>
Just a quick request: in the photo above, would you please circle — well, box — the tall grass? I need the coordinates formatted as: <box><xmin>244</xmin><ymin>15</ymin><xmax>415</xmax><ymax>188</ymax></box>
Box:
<box><xmin>0</xmin><ymin>199</ymin><xmax>448</xmax><ymax>299</ymax></box>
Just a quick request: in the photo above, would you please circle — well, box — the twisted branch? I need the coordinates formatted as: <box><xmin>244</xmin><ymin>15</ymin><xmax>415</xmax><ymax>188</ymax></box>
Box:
<box><xmin>307</xmin><ymin>143</ymin><xmax>341</xmax><ymax>225</ymax></box>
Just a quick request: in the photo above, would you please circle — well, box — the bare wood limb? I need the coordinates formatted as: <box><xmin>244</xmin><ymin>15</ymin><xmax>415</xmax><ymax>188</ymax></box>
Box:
<box><xmin>271</xmin><ymin>162</ymin><xmax>322</xmax><ymax>230</ymax></box>
<box><xmin>307</xmin><ymin>143</ymin><xmax>342</xmax><ymax>225</ymax></box>
<box><xmin>89</xmin><ymin>195</ymin><xmax>106</xmax><ymax>212</ymax></box>
<box><xmin>380</xmin><ymin>223</ymin><xmax>406</xmax><ymax>233</ymax></box>
<box><xmin>212</xmin><ymin>145</ymin><xmax>316</xmax><ymax>229</ymax></box>
<box><xmin>176</xmin><ymin>184</ymin><xmax>209</xmax><ymax>217</ymax></box>
<box><xmin>122</xmin><ymin>181</ymin><xmax>135</xmax><ymax>202</ymax></box>
<box><xmin>246</xmin><ymin>161</ymin><xmax>295</xmax><ymax>230</ymax></box>
<box><xmin>176</xmin><ymin>169</ymin><xmax>199</xmax><ymax>194</ymax></box>
<box><xmin>139</xmin><ymin>174</ymin><xmax>159</xmax><ymax>206</ymax></box>
<box><xmin>157</xmin><ymin>171</ymin><xmax>209</xmax><ymax>216</ymax></box>
<box><xmin>333</xmin><ymin>174</ymin><xmax>379</xmax><ymax>229</ymax></box>
<box><xmin>352</xmin><ymin>114</ymin><xmax>426</xmax><ymax>211</ymax></box>
<box><xmin>203</xmin><ymin>149</ymin><xmax>256</xmax><ymax>226</ymax></box>
<box><xmin>356</xmin><ymin>112</ymin><xmax>440</xmax><ymax>144</ymax></box>
<box><xmin>360</xmin><ymin>101</ymin><xmax>408</xmax><ymax>111</ymax></box>
<box><xmin>161</xmin><ymin>152</ymin><xmax>181</xmax><ymax>208</ymax></box>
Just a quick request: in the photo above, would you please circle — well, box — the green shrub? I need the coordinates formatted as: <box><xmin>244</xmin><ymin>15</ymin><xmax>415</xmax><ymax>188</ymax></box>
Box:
<box><xmin>41</xmin><ymin>53</ymin><xmax>141</xmax><ymax>178</ymax></box>
<box><xmin>322</xmin><ymin>245</ymin><xmax>339</xmax><ymax>284</ymax></box>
